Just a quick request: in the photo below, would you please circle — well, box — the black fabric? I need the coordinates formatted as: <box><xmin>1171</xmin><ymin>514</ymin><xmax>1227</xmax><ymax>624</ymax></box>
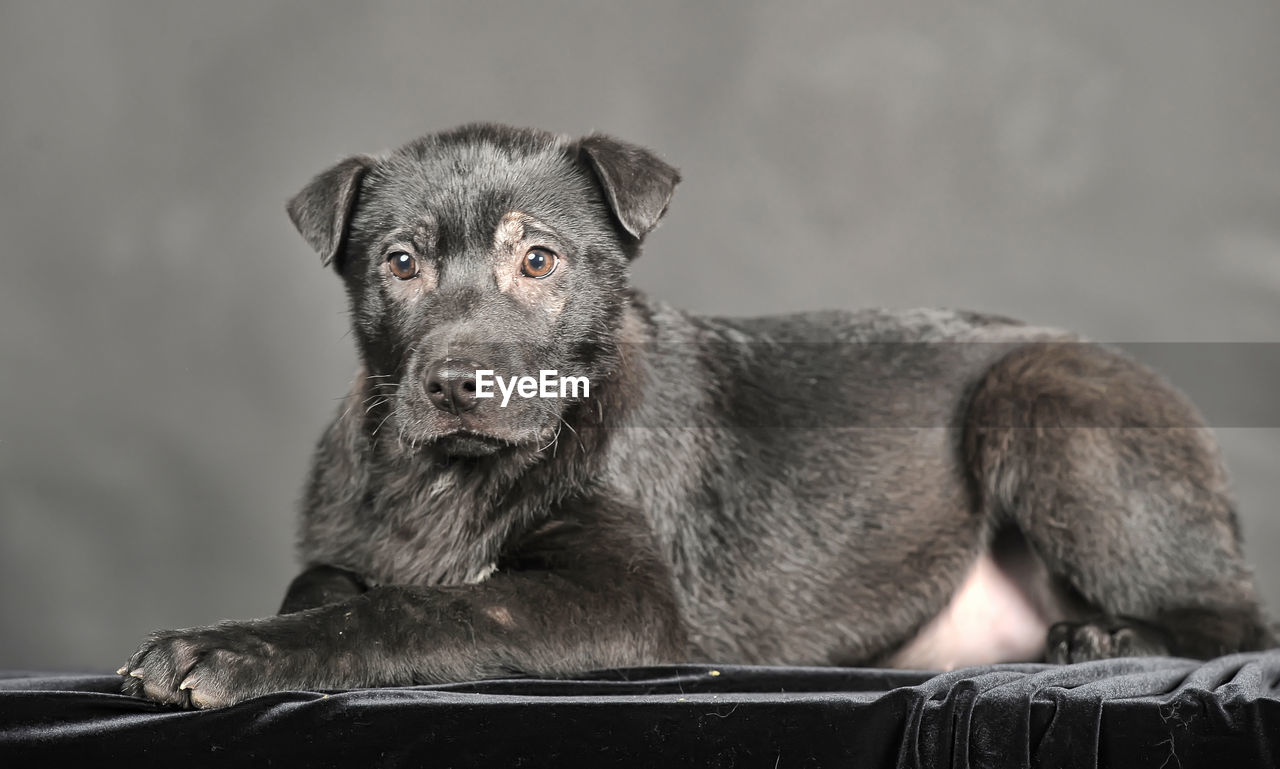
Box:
<box><xmin>2</xmin><ymin>653</ymin><xmax>1278</xmax><ymax>767</ymax></box>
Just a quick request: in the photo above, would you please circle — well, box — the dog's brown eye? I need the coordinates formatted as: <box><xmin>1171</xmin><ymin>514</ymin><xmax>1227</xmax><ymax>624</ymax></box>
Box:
<box><xmin>387</xmin><ymin>251</ymin><xmax>418</xmax><ymax>280</ymax></box>
<box><xmin>521</xmin><ymin>248</ymin><xmax>557</xmax><ymax>279</ymax></box>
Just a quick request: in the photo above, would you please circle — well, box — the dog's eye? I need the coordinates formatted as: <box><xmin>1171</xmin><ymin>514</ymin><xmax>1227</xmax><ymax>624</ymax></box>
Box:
<box><xmin>520</xmin><ymin>248</ymin><xmax>557</xmax><ymax>279</ymax></box>
<box><xmin>387</xmin><ymin>251</ymin><xmax>419</xmax><ymax>280</ymax></box>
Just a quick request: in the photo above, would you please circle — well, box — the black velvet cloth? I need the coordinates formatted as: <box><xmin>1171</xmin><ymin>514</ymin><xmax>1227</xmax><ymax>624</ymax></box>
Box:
<box><xmin>3</xmin><ymin>653</ymin><xmax>1278</xmax><ymax>767</ymax></box>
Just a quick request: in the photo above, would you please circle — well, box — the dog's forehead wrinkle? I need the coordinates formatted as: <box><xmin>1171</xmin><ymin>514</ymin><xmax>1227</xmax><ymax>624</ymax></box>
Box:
<box><xmin>494</xmin><ymin>211</ymin><xmax>526</xmax><ymax>245</ymax></box>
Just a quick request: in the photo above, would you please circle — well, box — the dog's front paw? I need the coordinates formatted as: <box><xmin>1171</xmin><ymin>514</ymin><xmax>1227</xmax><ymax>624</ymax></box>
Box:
<box><xmin>1046</xmin><ymin>617</ymin><xmax>1171</xmax><ymax>663</ymax></box>
<box><xmin>120</xmin><ymin>621</ymin><xmax>284</xmax><ymax>709</ymax></box>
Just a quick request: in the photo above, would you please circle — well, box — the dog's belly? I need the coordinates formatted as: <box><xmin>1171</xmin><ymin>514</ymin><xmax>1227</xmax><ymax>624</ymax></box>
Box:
<box><xmin>884</xmin><ymin>546</ymin><xmax>1065</xmax><ymax>670</ymax></box>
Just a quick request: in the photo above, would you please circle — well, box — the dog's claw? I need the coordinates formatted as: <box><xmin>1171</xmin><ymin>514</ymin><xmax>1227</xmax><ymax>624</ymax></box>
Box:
<box><xmin>179</xmin><ymin>677</ymin><xmax>195</xmax><ymax>691</ymax></box>
<box><xmin>129</xmin><ymin>669</ymin><xmax>146</xmax><ymax>679</ymax></box>
<box><xmin>116</xmin><ymin>666</ymin><xmax>129</xmax><ymax>676</ymax></box>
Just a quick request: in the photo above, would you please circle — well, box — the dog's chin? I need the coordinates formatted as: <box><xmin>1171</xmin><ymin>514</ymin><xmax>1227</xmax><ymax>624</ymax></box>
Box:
<box><xmin>425</xmin><ymin>430</ymin><xmax>521</xmax><ymax>458</ymax></box>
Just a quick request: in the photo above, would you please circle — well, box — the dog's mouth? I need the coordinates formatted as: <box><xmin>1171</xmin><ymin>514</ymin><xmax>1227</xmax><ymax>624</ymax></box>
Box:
<box><xmin>430</xmin><ymin>429</ymin><xmax>518</xmax><ymax>457</ymax></box>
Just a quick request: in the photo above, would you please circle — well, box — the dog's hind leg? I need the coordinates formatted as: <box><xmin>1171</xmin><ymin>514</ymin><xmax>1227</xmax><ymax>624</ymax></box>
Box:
<box><xmin>963</xmin><ymin>342</ymin><xmax>1274</xmax><ymax>662</ymax></box>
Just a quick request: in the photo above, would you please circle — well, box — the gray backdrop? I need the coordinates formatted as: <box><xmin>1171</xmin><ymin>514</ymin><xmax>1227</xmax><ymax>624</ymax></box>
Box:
<box><xmin>2</xmin><ymin>0</ymin><xmax>1278</xmax><ymax>672</ymax></box>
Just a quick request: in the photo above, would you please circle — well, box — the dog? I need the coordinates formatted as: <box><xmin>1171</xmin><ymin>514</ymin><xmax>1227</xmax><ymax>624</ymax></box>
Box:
<box><xmin>121</xmin><ymin>123</ymin><xmax>1273</xmax><ymax>709</ymax></box>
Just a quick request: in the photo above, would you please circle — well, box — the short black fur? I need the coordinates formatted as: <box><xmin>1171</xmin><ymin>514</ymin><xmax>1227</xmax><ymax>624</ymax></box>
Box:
<box><xmin>122</xmin><ymin>124</ymin><xmax>1273</xmax><ymax>708</ymax></box>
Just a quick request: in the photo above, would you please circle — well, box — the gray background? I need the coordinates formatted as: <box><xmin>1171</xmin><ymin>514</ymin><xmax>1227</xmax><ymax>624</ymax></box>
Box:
<box><xmin>2</xmin><ymin>0</ymin><xmax>1278</xmax><ymax>672</ymax></box>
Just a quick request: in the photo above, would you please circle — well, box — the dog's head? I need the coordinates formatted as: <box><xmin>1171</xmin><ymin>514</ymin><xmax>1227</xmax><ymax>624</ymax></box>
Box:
<box><xmin>287</xmin><ymin>124</ymin><xmax>679</xmax><ymax>457</ymax></box>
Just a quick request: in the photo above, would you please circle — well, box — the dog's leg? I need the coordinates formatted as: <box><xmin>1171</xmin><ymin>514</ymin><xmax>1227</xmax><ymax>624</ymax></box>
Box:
<box><xmin>964</xmin><ymin>342</ymin><xmax>1274</xmax><ymax>663</ymax></box>
<box><xmin>121</xmin><ymin>498</ymin><xmax>685</xmax><ymax>708</ymax></box>
<box><xmin>279</xmin><ymin>564</ymin><xmax>368</xmax><ymax>614</ymax></box>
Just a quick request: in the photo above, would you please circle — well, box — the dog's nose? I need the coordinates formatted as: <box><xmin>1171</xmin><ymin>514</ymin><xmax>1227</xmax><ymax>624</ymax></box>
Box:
<box><xmin>423</xmin><ymin>358</ymin><xmax>484</xmax><ymax>414</ymax></box>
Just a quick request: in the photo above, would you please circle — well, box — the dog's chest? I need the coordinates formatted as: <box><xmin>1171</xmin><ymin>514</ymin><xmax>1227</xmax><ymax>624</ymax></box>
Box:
<box><xmin>305</xmin><ymin>466</ymin><xmax>501</xmax><ymax>587</ymax></box>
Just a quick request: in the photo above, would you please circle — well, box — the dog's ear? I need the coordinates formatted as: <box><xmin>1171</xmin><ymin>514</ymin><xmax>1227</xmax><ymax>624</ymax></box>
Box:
<box><xmin>577</xmin><ymin>135</ymin><xmax>680</xmax><ymax>241</ymax></box>
<box><xmin>287</xmin><ymin>155</ymin><xmax>374</xmax><ymax>270</ymax></box>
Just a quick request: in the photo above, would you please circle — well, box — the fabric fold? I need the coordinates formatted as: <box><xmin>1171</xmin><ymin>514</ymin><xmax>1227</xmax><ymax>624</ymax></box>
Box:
<box><xmin>2</xmin><ymin>652</ymin><xmax>1278</xmax><ymax>768</ymax></box>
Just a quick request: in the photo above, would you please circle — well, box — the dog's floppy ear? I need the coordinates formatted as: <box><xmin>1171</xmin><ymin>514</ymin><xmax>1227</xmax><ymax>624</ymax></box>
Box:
<box><xmin>287</xmin><ymin>155</ymin><xmax>374</xmax><ymax>269</ymax></box>
<box><xmin>578</xmin><ymin>135</ymin><xmax>680</xmax><ymax>240</ymax></box>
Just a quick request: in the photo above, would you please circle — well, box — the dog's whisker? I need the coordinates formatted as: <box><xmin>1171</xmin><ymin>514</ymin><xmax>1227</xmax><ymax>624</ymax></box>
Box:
<box><xmin>371</xmin><ymin>410</ymin><xmax>395</xmax><ymax>437</ymax></box>
<box><xmin>336</xmin><ymin>394</ymin><xmax>361</xmax><ymax>422</ymax></box>
<box><xmin>537</xmin><ymin>420</ymin><xmax>563</xmax><ymax>453</ymax></box>
<box><xmin>557</xmin><ymin>414</ymin><xmax>584</xmax><ymax>453</ymax></box>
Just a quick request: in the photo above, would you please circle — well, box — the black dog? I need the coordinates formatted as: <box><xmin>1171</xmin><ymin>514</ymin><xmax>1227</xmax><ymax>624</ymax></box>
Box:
<box><xmin>122</xmin><ymin>124</ymin><xmax>1272</xmax><ymax>708</ymax></box>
